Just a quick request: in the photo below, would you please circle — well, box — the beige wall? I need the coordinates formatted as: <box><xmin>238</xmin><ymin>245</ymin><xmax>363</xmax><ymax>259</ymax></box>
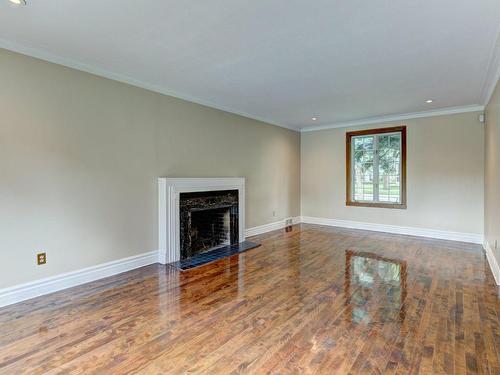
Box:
<box><xmin>485</xmin><ymin>79</ymin><xmax>500</xmax><ymax>264</ymax></box>
<box><xmin>0</xmin><ymin>45</ymin><xmax>489</xmax><ymax>290</ymax></box>
<box><xmin>301</xmin><ymin>112</ymin><xmax>484</xmax><ymax>234</ymax></box>
<box><xmin>0</xmin><ymin>49</ymin><xmax>300</xmax><ymax>288</ymax></box>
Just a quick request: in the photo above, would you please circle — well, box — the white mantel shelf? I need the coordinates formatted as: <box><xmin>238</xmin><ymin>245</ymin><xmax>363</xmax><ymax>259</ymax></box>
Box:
<box><xmin>158</xmin><ymin>178</ymin><xmax>246</xmax><ymax>264</ymax></box>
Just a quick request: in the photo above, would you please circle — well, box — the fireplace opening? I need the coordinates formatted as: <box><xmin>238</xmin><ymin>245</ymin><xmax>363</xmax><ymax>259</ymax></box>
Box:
<box><xmin>189</xmin><ymin>207</ymin><xmax>231</xmax><ymax>254</ymax></box>
<box><xmin>180</xmin><ymin>190</ymin><xmax>239</xmax><ymax>260</ymax></box>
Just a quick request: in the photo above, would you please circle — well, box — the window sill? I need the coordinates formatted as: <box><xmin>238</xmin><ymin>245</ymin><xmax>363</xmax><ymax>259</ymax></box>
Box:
<box><xmin>346</xmin><ymin>201</ymin><xmax>407</xmax><ymax>209</ymax></box>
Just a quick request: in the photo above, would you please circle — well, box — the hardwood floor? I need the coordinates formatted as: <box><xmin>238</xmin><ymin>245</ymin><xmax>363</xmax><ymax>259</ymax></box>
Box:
<box><xmin>0</xmin><ymin>224</ymin><xmax>499</xmax><ymax>374</ymax></box>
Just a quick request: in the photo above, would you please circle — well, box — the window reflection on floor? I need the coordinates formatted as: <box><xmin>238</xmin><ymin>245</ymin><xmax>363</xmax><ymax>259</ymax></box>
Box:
<box><xmin>344</xmin><ymin>250</ymin><xmax>407</xmax><ymax>324</ymax></box>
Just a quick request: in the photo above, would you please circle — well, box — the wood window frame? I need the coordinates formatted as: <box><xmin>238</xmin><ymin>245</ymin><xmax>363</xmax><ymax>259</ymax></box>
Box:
<box><xmin>346</xmin><ymin>126</ymin><xmax>407</xmax><ymax>209</ymax></box>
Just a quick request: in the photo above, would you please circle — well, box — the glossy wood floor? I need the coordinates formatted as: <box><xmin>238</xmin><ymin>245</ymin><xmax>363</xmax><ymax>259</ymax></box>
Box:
<box><xmin>1</xmin><ymin>224</ymin><xmax>499</xmax><ymax>374</ymax></box>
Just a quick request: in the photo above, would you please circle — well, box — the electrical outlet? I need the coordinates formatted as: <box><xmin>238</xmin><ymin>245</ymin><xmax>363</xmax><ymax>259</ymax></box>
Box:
<box><xmin>495</xmin><ymin>240</ymin><xmax>498</xmax><ymax>250</ymax></box>
<box><xmin>37</xmin><ymin>252</ymin><xmax>47</xmax><ymax>265</ymax></box>
<box><xmin>273</xmin><ymin>210</ymin><xmax>276</xmax><ymax>217</ymax></box>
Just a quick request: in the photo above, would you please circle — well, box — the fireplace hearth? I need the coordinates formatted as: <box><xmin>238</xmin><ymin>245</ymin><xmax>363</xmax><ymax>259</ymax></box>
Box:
<box><xmin>179</xmin><ymin>190</ymin><xmax>239</xmax><ymax>260</ymax></box>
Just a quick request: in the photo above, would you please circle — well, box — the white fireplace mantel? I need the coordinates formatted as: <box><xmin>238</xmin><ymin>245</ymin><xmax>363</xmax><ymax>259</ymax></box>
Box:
<box><xmin>158</xmin><ymin>177</ymin><xmax>246</xmax><ymax>264</ymax></box>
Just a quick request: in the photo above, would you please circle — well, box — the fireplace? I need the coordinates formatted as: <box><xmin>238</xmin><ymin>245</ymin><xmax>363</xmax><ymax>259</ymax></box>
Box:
<box><xmin>179</xmin><ymin>190</ymin><xmax>239</xmax><ymax>259</ymax></box>
<box><xmin>158</xmin><ymin>178</ymin><xmax>246</xmax><ymax>264</ymax></box>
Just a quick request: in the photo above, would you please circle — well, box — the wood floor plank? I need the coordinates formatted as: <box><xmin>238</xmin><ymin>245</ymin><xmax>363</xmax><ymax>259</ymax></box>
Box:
<box><xmin>0</xmin><ymin>224</ymin><xmax>499</xmax><ymax>374</ymax></box>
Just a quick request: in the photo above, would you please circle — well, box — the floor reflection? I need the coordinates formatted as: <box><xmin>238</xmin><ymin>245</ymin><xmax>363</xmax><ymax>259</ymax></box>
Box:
<box><xmin>344</xmin><ymin>250</ymin><xmax>407</xmax><ymax>324</ymax></box>
<box><xmin>3</xmin><ymin>225</ymin><xmax>499</xmax><ymax>373</ymax></box>
<box><xmin>177</xmin><ymin>254</ymin><xmax>243</xmax><ymax>314</ymax></box>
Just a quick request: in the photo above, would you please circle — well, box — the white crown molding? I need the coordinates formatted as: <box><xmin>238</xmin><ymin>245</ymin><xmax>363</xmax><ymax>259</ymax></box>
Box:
<box><xmin>0</xmin><ymin>251</ymin><xmax>158</xmax><ymax>308</ymax></box>
<box><xmin>0</xmin><ymin>40</ymin><xmax>298</xmax><ymax>133</ymax></box>
<box><xmin>300</xmin><ymin>105</ymin><xmax>485</xmax><ymax>132</ymax></box>
<box><xmin>483</xmin><ymin>240</ymin><xmax>500</xmax><ymax>285</ymax></box>
<box><xmin>1</xmin><ymin>39</ymin><xmax>493</xmax><ymax>134</ymax></box>
<box><xmin>480</xmin><ymin>24</ymin><xmax>500</xmax><ymax>106</ymax></box>
<box><xmin>245</xmin><ymin>217</ymin><xmax>301</xmax><ymax>238</ymax></box>
<box><xmin>301</xmin><ymin>216</ymin><xmax>484</xmax><ymax>244</ymax></box>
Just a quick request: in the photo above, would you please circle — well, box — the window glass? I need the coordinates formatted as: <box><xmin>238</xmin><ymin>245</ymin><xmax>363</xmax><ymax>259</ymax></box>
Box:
<box><xmin>350</xmin><ymin>130</ymin><xmax>403</xmax><ymax>205</ymax></box>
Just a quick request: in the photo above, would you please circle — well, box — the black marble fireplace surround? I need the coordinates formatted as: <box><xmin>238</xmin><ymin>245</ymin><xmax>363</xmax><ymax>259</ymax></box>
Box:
<box><xmin>179</xmin><ymin>190</ymin><xmax>239</xmax><ymax>260</ymax></box>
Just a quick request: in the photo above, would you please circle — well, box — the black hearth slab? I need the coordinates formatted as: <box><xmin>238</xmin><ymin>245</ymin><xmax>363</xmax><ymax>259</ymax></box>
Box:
<box><xmin>169</xmin><ymin>241</ymin><xmax>261</xmax><ymax>271</ymax></box>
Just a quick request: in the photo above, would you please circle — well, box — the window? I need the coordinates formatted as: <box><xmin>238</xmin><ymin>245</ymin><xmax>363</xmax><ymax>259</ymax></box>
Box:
<box><xmin>346</xmin><ymin>126</ymin><xmax>406</xmax><ymax>209</ymax></box>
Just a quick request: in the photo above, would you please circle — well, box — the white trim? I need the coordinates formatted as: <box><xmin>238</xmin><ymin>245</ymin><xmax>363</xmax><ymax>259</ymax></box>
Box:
<box><xmin>301</xmin><ymin>216</ymin><xmax>483</xmax><ymax>244</ymax></box>
<box><xmin>2</xmin><ymin>39</ymin><xmax>494</xmax><ymax>133</ymax></box>
<box><xmin>0</xmin><ymin>40</ymin><xmax>297</xmax><ymax>132</ymax></box>
<box><xmin>2</xmin><ymin>38</ymin><xmax>497</xmax><ymax>132</ymax></box>
<box><xmin>0</xmin><ymin>219</ymin><xmax>489</xmax><ymax>308</ymax></box>
<box><xmin>483</xmin><ymin>240</ymin><xmax>500</xmax><ymax>286</ymax></box>
<box><xmin>158</xmin><ymin>178</ymin><xmax>245</xmax><ymax>264</ymax></box>
<box><xmin>0</xmin><ymin>251</ymin><xmax>158</xmax><ymax>308</ymax></box>
<box><xmin>245</xmin><ymin>217</ymin><xmax>301</xmax><ymax>237</ymax></box>
<box><xmin>480</xmin><ymin>24</ymin><xmax>500</xmax><ymax>106</ymax></box>
<box><xmin>299</xmin><ymin>105</ymin><xmax>485</xmax><ymax>132</ymax></box>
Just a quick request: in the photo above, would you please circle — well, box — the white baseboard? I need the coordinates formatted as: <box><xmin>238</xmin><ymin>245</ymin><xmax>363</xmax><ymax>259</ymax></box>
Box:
<box><xmin>483</xmin><ymin>240</ymin><xmax>500</xmax><ymax>285</ymax></box>
<box><xmin>245</xmin><ymin>216</ymin><xmax>301</xmax><ymax>238</ymax></box>
<box><xmin>1</xmin><ymin>214</ymin><xmax>301</xmax><ymax>308</ymax></box>
<box><xmin>300</xmin><ymin>216</ymin><xmax>484</xmax><ymax>245</ymax></box>
<box><xmin>0</xmin><ymin>251</ymin><xmax>158</xmax><ymax>308</ymax></box>
<box><xmin>1</xmin><ymin>216</ymin><xmax>485</xmax><ymax>308</ymax></box>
